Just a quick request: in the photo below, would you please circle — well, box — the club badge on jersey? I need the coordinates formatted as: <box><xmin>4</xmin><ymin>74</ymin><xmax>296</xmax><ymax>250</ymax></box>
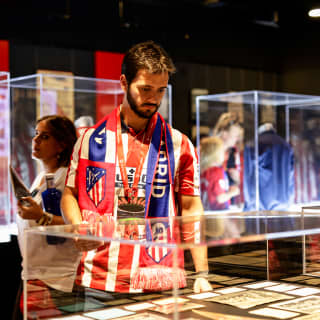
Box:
<box><xmin>86</xmin><ymin>166</ymin><xmax>106</xmax><ymax>207</ymax></box>
<box><xmin>146</xmin><ymin>220</ymin><xmax>171</xmax><ymax>263</ymax></box>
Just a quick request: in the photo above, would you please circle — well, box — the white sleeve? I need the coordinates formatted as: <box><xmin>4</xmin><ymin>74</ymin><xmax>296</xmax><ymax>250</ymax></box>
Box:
<box><xmin>65</xmin><ymin>136</ymin><xmax>82</xmax><ymax>188</ymax></box>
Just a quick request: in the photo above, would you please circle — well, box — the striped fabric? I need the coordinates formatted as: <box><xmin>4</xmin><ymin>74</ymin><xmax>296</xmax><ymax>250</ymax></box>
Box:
<box><xmin>66</xmin><ymin>106</ymin><xmax>200</xmax><ymax>292</ymax></box>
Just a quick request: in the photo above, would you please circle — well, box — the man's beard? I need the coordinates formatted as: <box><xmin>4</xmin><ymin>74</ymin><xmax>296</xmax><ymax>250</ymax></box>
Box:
<box><xmin>127</xmin><ymin>89</ymin><xmax>159</xmax><ymax>119</ymax></box>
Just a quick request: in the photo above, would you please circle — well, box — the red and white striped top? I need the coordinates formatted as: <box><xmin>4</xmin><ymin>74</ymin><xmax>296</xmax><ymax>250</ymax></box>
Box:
<box><xmin>66</xmin><ymin>119</ymin><xmax>200</xmax><ymax>292</ymax></box>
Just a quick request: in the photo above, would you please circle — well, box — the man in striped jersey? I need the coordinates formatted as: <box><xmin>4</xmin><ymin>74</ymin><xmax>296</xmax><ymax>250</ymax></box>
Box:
<box><xmin>61</xmin><ymin>41</ymin><xmax>211</xmax><ymax>295</ymax></box>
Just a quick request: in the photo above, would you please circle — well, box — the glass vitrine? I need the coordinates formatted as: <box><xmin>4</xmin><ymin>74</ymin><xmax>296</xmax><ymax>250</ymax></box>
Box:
<box><xmin>22</xmin><ymin>211</ymin><xmax>320</xmax><ymax>319</ymax></box>
<box><xmin>196</xmin><ymin>90</ymin><xmax>320</xmax><ymax>215</ymax></box>
<box><xmin>8</xmin><ymin>73</ymin><xmax>172</xmax><ymax>223</ymax></box>
<box><xmin>0</xmin><ymin>71</ymin><xmax>11</xmax><ymax>242</ymax></box>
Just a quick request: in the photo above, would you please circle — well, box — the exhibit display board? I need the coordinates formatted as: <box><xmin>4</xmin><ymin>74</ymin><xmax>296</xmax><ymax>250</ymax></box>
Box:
<box><xmin>22</xmin><ymin>212</ymin><xmax>320</xmax><ymax>319</ymax></box>
<box><xmin>196</xmin><ymin>90</ymin><xmax>320</xmax><ymax>214</ymax></box>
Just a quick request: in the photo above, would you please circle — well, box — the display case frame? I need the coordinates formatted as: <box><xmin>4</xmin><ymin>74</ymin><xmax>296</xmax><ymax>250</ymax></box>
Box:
<box><xmin>0</xmin><ymin>71</ymin><xmax>11</xmax><ymax>242</ymax></box>
<box><xmin>196</xmin><ymin>90</ymin><xmax>320</xmax><ymax>214</ymax></box>
<box><xmin>22</xmin><ymin>211</ymin><xmax>320</xmax><ymax>319</ymax></box>
<box><xmin>8</xmin><ymin>72</ymin><xmax>172</xmax><ymax>223</ymax></box>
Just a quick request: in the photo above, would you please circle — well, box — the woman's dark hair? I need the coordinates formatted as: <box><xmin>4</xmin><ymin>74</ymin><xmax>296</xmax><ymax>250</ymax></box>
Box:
<box><xmin>121</xmin><ymin>40</ymin><xmax>176</xmax><ymax>85</ymax></box>
<box><xmin>37</xmin><ymin>115</ymin><xmax>77</xmax><ymax>167</ymax></box>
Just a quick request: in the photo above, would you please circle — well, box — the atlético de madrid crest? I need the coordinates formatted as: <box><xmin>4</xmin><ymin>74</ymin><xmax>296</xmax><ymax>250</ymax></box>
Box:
<box><xmin>146</xmin><ymin>221</ymin><xmax>172</xmax><ymax>263</ymax></box>
<box><xmin>86</xmin><ymin>166</ymin><xmax>106</xmax><ymax>207</ymax></box>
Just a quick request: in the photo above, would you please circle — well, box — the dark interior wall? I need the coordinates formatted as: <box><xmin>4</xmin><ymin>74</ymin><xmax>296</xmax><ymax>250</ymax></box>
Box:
<box><xmin>171</xmin><ymin>62</ymin><xmax>280</xmax><ymax>137</ymax></box>
<box><xmin>10</xmin><ymin>42</ymin><xmax>94</xmax><ymax>77</ymax></box>
<box><xmin>9</xmin><ymin>38</ymin><xmax>320</xmax><ymax>139</ymax></box>
<box><xmin>8</xmin><ymin>41</ymin><xmax>281</xmax><ymax>138</ymax></box>
<box><xmin>281</xmin><ymin>45</ymin><xmax>320</xmax><ymax>96</ymax></box>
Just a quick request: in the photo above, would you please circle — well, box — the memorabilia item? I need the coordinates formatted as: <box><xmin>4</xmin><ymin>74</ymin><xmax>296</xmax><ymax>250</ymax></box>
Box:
<box><xmin>271</xmin><ymin>295</ymin><xmax>320</xmax><ymax>314</ymax></box>
<box><xmin>151</xmin><ymin>297</ymin><xmax>189</xmax><ymax>305</ymax></box>
<box><xmin>83</xmin><ymin>308</ymin><xmax>135</xmax><ymax>320</ymax></box>
<box><xmin>9</xmin><ymin>164</ymin><xmax>31</xmax><ymax>201</ymax></box>
<box><xmin>150</xmin><ymin>302</ymin><xmax>204</xmax><ymax>314</ymax></box>
<box><xmin>207</xmin><ymin>290</ymin><xmax>292</xmax><ymax>309</ymax></box>
<box><xmin>281</xmin><ymin>276</ymin><xmax>311</xmax><ymax>282</ymax></box>
<box><xmin>293</xmin><ymin>314</ymin><xmax>320</xmax><ymax>320</ymax></box>
<box><xmin>47</xmin><ymin>315</ymin><xmax>90</xmax><ymax>320</ymax></box>
<box><xmin>206</xmin><ymin>274</ymin><xmax>236</xmax><ymax>282</ymax></box>
<box><xmin>117</xmin><ymin>313</ymin><xmax>168</xmax><ymax>320</ymax></box>
<box><xmin>187</xmin><ymin>292</ymin><xmax>219</xmax><ymax>300</ymax></box>
<box><xmin>249</xmin><ymin>307</ymin><xmax>299</xmax><ymax>319</ymax></box>
<box><xmin>243</xmin><ymin>281</ymin><xmax>279</xmax><ymax>289</ymax></box>
<box><xmin>192</xmin><ymin>309</ymin><xmax>262</xmax><ymax>320</ymax></box>
<box><xmin>302</xmin><ymin>278</ymin><xmax>320</xmax><ymax>285</ymax></box>
<box><xmin>286</xmin><ymin>287</ymin><xmax>320</xmax><ymax>296</ymax></box>
<box><xmin>265</xmin><ymin>284</ymin><xmax>299</xmax><ymax>292</ymax></box>
<box><xmin>124</xmin><ymin>302</ymin><xmax>156</xmax><ymax>311</ymax></box>
<box><xmin>215</xmin><ymin>287</ymin><xmax>246</xmax><ymax>295</ymax></box>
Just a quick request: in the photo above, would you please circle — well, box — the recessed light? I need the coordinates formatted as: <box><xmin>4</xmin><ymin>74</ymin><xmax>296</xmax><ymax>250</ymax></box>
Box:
<box><xmin>308</xmin><ymin>8</ymin><xmax>320</xmax><ymax>17</ymax></box>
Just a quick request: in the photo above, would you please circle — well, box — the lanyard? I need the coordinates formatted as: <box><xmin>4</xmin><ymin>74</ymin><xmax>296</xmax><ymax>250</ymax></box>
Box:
<box><xmin>116</xmin><ymin>108</ymin><xmax>157</xmax><ymax>202</ymax></box>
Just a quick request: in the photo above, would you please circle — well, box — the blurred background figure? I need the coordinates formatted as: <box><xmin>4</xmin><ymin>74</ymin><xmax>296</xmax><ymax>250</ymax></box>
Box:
<box><xmin>243</xmin><ymin>122</ymin><xmax>295</xmax><ymax>211</ymax></box>
<box><xmin>212</xmin><ymin>112</ymin><xmax>243</xmax><ymax>205</ymax></box>
<box><xmin>74</xmin><ymin>115</ymin><xmax>94</xmax><ymax>137</ymax></box>
<box><xmin>200</xmin><ymin>136</ymin><xmax>240</xmax><ymax>211</ymax></box>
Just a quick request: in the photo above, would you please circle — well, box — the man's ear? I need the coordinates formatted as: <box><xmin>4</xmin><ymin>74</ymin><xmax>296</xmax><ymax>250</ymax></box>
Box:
<box><xmin>120</xmin><ymin>75</ymin><xmax>128</xmax><ymax>92</ymax></box>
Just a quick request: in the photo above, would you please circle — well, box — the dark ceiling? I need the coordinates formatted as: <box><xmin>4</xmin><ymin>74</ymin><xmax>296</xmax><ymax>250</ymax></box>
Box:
<box><xmin>2</xmin><ymin>0</ymin><xmax>320</xmax><ymax>66</ymax></box>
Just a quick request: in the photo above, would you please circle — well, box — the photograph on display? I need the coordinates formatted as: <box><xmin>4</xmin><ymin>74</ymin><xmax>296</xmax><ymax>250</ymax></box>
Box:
<box><xmin>215</xmin><ymin>287</ymin><xmax>246</xmax><ymax>295</ymax></box>
<box><xmin>151</xmin><ymin>297</ymin><xmax>189</xmax><ymax>305</ymax></box>
<box><xmin>286</xmin><ymin>287</ymin><xmax>320</xmax><ymax>296</ymax></box>
<box><xmin>116</xmin><ymin>312</ymin><xmax>169</xmax><ymax>320</ymax></box>
<box><xmin>47</xmin><ymin>316</ymin><xmax>91</xmax><ymax>320</ymax></box>
<box><xmin>293</xmin><ymin>314</ymin><xmax>320</xmax><ymax>320</ymax></box>
<box><xmin>270</xmin><ymin>295</ymin><xmax>320</xmax><ymax>314</ymax></box>
<box><xmin>206</xmin><ymin>290</ymin><xmax>292</xmax><ymax>309</ymax></box>
<box><xmin>249</xmin><ymin>307</ymin><xmax>299</xmax><ymax>319</ymax></box>
<box><xmin>150</xmin><ymin>302</ymin><xmax>204</xmax><ymax>315</ymax></box>
<box><xmin>124</xmin><ymin>302</ymin><xmax>156</xmax><ymax>312</ymax></box>
<box><xmin>264</xmin><ymin>284</ymin><xmax>300</xmax><ymax>292</ymax></box>
<box><xmin>83</xmin><ymin>308</ymin><xmax>135</xmax><ymax>320</ymax></box>
<box><xmin>192</xmin><ymin>309</ymin><xmax>262</xmax><ymax>320</ymax></box>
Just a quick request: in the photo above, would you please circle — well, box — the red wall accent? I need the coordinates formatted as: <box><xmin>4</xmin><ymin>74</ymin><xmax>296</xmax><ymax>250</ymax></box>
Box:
<box><xmin>95</xmin><ymin>51</ymin><xmax>125</xmax><ymax>121</ymax></box>
<box><xmin>95</xmin><ymin>51</ymin><xmax>124</xmax><ymax>80</ymax></box>
<box><xmin>0</xmin><ymin>40</ymin><xmax>9</xmax><ymax>72</ymax></box>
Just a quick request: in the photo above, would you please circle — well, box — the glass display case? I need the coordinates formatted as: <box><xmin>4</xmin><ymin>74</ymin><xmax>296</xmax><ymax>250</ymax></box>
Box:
<box><xmin>22</xmin><ymin>212</ymin><xmax>320</xmax><ymax>319</ymax></box>
<box><xmin>8</xmin><ymin>73</ymin><xmax>172</xmax><ymax>223</ymax></box>
<box><xmin>196</xmin><ymin>90</ymin><xmax>320</xmax><ymax>214</ymax></box>
<box><xmin>0</xmin><ymin>72</ymin><xmax>11</xmax><ymax>242</ymax></box>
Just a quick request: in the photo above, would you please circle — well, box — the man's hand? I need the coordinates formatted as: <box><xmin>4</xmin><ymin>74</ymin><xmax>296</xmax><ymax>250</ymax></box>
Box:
<box><xmin>193</xmin><ymin>277</ymin><xmax>212</xmax><ymax>293</ymax></box>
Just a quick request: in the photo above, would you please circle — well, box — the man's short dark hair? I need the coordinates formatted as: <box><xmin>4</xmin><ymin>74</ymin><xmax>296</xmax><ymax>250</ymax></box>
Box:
<box><xmin>121</xmin><ymin>40</ymin><xmax>176</xmax><ymax>85</ymax></box>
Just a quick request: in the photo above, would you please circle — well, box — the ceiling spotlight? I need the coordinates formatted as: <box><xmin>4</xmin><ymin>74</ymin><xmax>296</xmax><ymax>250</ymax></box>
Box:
<box><xmin>308</xmin><ymin>8</ymin><xmax>320</xmax><ymax>17</ymax></box>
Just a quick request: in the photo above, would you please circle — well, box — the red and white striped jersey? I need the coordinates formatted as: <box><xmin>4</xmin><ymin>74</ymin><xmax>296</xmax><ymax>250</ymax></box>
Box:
<box><xmin>66</xmin><ymin>120</ymin><xmax>200</xmax><ymax>292</ymax></box>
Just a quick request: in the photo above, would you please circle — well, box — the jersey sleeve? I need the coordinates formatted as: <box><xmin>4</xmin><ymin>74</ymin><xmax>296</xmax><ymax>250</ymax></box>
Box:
<box><xmin>174</xmin><ymin>132</ymin><xmax>200</xmax><ymax>196</ymax></box>
<box><xmin>65</xmin><ymin>135</ymin><xmax>82</xmax><ymax>189</ymax></box>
